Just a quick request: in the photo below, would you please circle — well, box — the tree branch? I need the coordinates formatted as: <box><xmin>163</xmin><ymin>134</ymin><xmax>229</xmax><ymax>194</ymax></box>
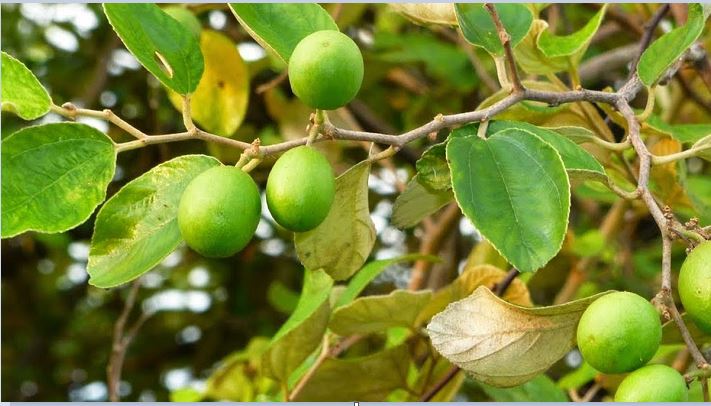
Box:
<box><xmin>629</xmin><ymin>4</ymin><xmax>670</xmax><ymax>75</ymax></box>
<box><xmin>484</xmin><ymin>3</ymin><xmax>523</xmax><ymax>93</ymax></box>
<box><xmin>107</xmin><ymin>279</ymin><xmax>144</xmax><ymax>402</ymax></box>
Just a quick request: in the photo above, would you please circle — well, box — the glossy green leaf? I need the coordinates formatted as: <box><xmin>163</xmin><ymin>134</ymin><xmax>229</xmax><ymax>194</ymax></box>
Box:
<box><xmin>162</xmin><ymin>6</ymin><xmax>202</xmax><ymax>39</ymax></box>
<box><xmin>455</xmin><ymin>4</ymin><xmax>533</xmax><ymax>56</ymax></box>
<box><xmin>427</xmin><ymin>287</ymin><xmax>612</xmax><ymax>387</ymax></box>
<box><xmin>447</xmin><ymin>129</ymin><xmax>570</xmax><ymax>272</ymax></box>
<box><xmin>104</xmin><ymin>3</ymin><xmax>204</xmax><ymax>94</ymax></box>
<box><xmin>1</xmin><ymin>123</ymin><xmax>115</xmax><ymax>238</ymax></box>
<box><xmin>546</xmin><ymin>126</ymin><xmax>597</xmax><ymax>144</ymax></box>
<box><xmin>487</xmin><ymin>120</ymin><xmax>606</xmax><ymax>181</ymax></box>
<box><xmin>1</xmin><ymin>52</ymin><xmax>51</xmax><ymax>120</ymax></box>
<box><xmin>416</xmin><ymin>142</ymin><xmax>450</xmax><ymax>191</ymax></box>
<box><xmin>229</xmin><ymin>3</ymin><xmax>338</xmax><ymax>62</ymax></box>
<box><xmin>392</xmin><ymin>175</ymin><xmax>453</xmax><ymax>229</ymax></box>
<box><xmin>168</xmin><ymin>30</ymin><xmax>249</xmax><ymax>136</ymax></box>
<box><xmin>263</xmin><ymin>269</ymin><xmax>333</xmax><ymax>382</ymax></box>
<box><xmin>638</xmin><ymin>4</ymin><xmax>710</xmax><ymax>86</ymax></box>
<box><xmin>330</xmin><ymin>290</ymin><xmax>432</xmax><ymax>336</ymax></box>
<box><xmin>336</xmin><ymin>254</ymin><xmax>440</xmax><ymax>308</ymax></box>
<box><xmin>293</xmin><ymin>344</ymin><xmax>410</xmax><ymax>401</ymax></box>
<box><xmin>295</xmin><ymin>161</ymin><xmax>376</xmax><ymax>281</ymax></box>
<box><xmin>480</xmin><ymin>375</ymin><xmax>568</xmax><ymax>401</ymax></box>
<box><xmin>87</xmin><ymin>155</ymin><xmax>219</xmax><ymax>288</ymax></box>
<box><xmin>646</xmin><ymin>116</ymin><xmax>711</xmax><ymax>144</ymax></box>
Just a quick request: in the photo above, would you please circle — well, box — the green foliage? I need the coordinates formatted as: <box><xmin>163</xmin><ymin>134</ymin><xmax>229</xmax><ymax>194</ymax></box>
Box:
<box><xmin>88</xmin><ymin>155</ymin><xmax>219</xmax><ymax>288</ymax></box>
<box><xmin>638</xmin><ymin>4</ymin><xmax>710</xmax><ymax>86</ymax></box>
<box><xmin>479</xmin><ymin>374</ymin><xmax>568</xmax><ymax>402</ymax></box>
<box><xmin>391</xmin><ymin>176</ymin><xmax>453</xmax><ymax>229</ymax></box>
<box><xmin>229</xmin><ymin>3</ymin><xmax>337</xmax><ymax>62</ymax></box>
<box><xmin>2</xmin><ymin>123</ymin><xmax>115</xmax><ymax>238</ymax></box>
<box><xmin>263</xmin><ymin>269</ymin><xmax>333</xmax><ymax>383</ymax></box>
<box><xmin>447</xmin><ymin>128</ymin><xmax>570</xmax><ymax>272</ymax></box>
<box><xmin>295</xmin><ymin>161</ymin><xmax>375</xmax><ymax>280</ymax></box>
<box><xmin>1</xmin><ymin>51</ymin><xmax>51</xmax><ymax>120</ymax></box>
<box><xmin>103</xmin><ymin>3</ymin><xmax>204</xmax><ymax>94</ymax></box>
<box><xmin>427</xmin><ymin>287</ymin><xmax>611</xmax><ymax>387</ymax></box>
<box><xmin>455</xmin><ymin>4</ymin><xmax>533</xmax><ymax>56</ymax></box>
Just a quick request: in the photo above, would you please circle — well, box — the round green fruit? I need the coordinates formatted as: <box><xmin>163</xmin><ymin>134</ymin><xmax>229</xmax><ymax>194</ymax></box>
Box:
<box><xmin>288</xmin><ymin>30</ymin><xmax>364</xmax><ymax>110</ymax></box>
<box><xmin>178</xmin><ymin>165</ymin><xmax>261</xmax><ymax>258</ymax></box>
<box><xmin>576</xmin><ymin>291</ymin><xmax>661</xmax><ymax>374</ymax></box>
<box><xmin>678</xmin><ymin>241</ymin><xmax>711</xmax><ymax>334</ymax></box>
<box><xmin>266</xmin><ymin>146</ymin><xmax>335</xmax><ymax>232</ymax></box>
<box><xmin>614</xmin><ymin>364</ymin><xmax>688</xmax><ymax>402</ymax></box>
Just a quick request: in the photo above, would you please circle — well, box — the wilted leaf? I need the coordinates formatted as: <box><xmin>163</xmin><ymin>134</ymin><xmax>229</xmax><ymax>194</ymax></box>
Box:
<box><xmin>417</xmin><ymin>264</ymin><xmax>531</xmax><ymax>325</ymax></box>
<box><xmin>691</xmin><ymin>134</ymin><xmax>711</xmax><ymax>162</ymax></box>
<box><xmin>1</xmin><ymin>51</ymin><xmax>51</xmax><ymax>120</ymax></box>
<box><xmin>168</xmin><ymin>30</ymin><xmax>249</xmax><ymax>136</ymax></box>
<box><xmin>330</xmin><ymin>290</ymin><xmax>432</xmax><ymax>336</ymax></box>
<box><xmin>206</xmin><ymin>337</ymin><xmax>274</xmax><ymax>401</ymax></box>
<box><xmin>263</xmin><ymin>269</ymin><xmax>333</xmax><ymax>382</ymax></box>
<box><xmin>104</xmin><ymin>3</ymin><xmax>204</xmax><ymax>94</ymax></box>
<box><xmin>336</xmin><ymin>254</ymin><xmax>440</xmax><ymax>308</ymax></box>
<box><xmin>2</xmin><ymin>123</ymin><xmax>116</xmax><ymax>238</ymax></box>
<box><xmin>455</xmin><ymin>4</ymin><xmax>533</xmax><ymax>56</ymax></box>
<box><xmin>649</xmin><ymin>137</ymin><xmax>691</xmax><ymax>207</ymax></box>
<box><xmin>479</xmin><ymin>374</ymin><xmax>568</xmax><ymax>401</ymax></box>
<box><xmin>295</xmin><ymin>161</ymin><xmax>376</xmax><ymax>280</ymax></box>
<box><xmin>447</xmin><ymin>129</ymin><xmax>570</xmax><ymax>272</ymax></box>
<box><xmin>88</xmin><ymin>155</ymin><xmax>219</xmax><ymax>288</ymax></box>
<box><xmin>293</xmin><ymin>344</ymin><xmax>411</xmax><ymax>401</ymax></box>
<box><xmin>392</xmin><ymin>175</ymin><xmax>453</xmax><ymax>229</ymax></box>
<box><xmin>427</xmin><ymin>287</ymin><xmax>611</xmax><ymax>387</ymax></box>
<box><xmin>487</xmin><ymin>120</ymin><xmax>606</xmax><ymax>182</ymax></box>
<box><xmin>638</xmin><ymin>4</ymin><xmax>710</xmax><ymax>86</ymax></box>
<box><xmin>229</xmin><ymin>3</ymin><xmax>337</xmax><ymax>62</ymax></box>
<box><xmin>390</xmin><ymin>3</ymin><xmax>457</xmax><ymax>25</ymax></box>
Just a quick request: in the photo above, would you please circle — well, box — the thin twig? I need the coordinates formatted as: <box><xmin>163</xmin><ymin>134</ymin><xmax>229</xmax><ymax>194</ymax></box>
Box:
<box><xmin>408</xmin><ymin>204</ymin><xmax>461</xmax><ymax>291</ymax></box>
<box><xmin>493</xmin><ymin>268</ymin><xmax>520</xmax><ymax>296</ymax></box>
<box><xmin>107</xmin><ymin>280</ymin><xmax>142</xmax><ymax>402</ymax></box>
<box><xmin>484</xmin><ymin>4</ymin><xmax>523</xmax><ymax>93</ymax></box>
<box><xmin>629</xmin><ymin>4</ymin><xmax>670</xmax><ymax>74</ymax></box>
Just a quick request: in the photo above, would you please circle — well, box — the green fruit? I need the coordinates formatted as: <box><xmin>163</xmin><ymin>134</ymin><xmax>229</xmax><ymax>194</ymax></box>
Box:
<box><xmin>614</xmin><ymin>364</ymin><xmax>688</xmax><ymax>402</ymax></box>
<box><xmin>178</xmin><ymin>165</ymin><xmax>261</xmax><ymax>257</ymax></box>
<box><xmin>288</xmin><ymin>30</ymin><xmax>364</xmax><ymax>110</ymax></box>
<box><xmin>576</xmin><ymin>292</ymin><xmax>661</xmax><ymax>374</ymax></box>
<box><xmin>266</xmin><ymin>146</ymin><xmax>335</xmax><ymax>232</ymax></box>
<box><xmin>678</xmin><ymin>241</ymin><xmax>711</xmax><ymax>334</ymax></box>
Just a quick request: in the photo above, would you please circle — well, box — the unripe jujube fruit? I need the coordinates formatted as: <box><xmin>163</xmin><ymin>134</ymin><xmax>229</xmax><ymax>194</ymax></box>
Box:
<box><xmin>614</xmin><ymin>364</ymin><xmax>688</xmax><ymax>402</ymax></box>
<box><xmin>266</xmin><ymin>146</ymin><xmax>335</xmax><ymax>232</ymax></box>
<box><xmin>178</xmin><ymin>166</ymin><xmax>261</xmax><ymax>257</ymax></box>
<box><xmin>288</xmin><ymin>30</ymin><xmax>364</xmax><ymax>110</ymax></box>
<box><xmin>678</xmin><ymin>240</ymin><xmax>711</xmax><ymax>334</ymax></box>
<box><xmin>576</xmin><ymin>291</ymin><xmax>661</xmax><ymax>374</ymax></box>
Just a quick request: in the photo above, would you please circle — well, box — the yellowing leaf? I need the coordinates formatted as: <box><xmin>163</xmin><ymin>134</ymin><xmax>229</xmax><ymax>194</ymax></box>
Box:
<box><xmin>427</xmin><ymin>287</ymin><xmax>611</xmax><ymax>387</ymax></box>
<box><xmin>169</xmin><ymin>30</ymin><xmax>249</xmax><ymax>137</ymax></box>
<box><xmin>417</xmin><ymin>264</ymin><xmax>531</xmax><ymax>325</ymax></box>
<box><xmin>390</xmin><ymin>3</ymin><xmax>457</xmax><ymax>25</ymax></box>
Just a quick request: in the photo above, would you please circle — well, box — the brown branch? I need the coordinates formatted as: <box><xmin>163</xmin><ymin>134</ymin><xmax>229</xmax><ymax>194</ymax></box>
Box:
<box><xmin>484</xmin><ymin>3</ymin><xmax>523</xmax><ymax>93</ymax></box>
<box><xmin>420</xmin><ymin>364</ymin><xmax>461</xmax><ymax>402</ymax></box>
<box><xmin>408</xmin><ymin>204</ymin><xmax>461</xmax><ymax>291</ymax></box>
<box><xmin>494</xmin><ymin>268</ymin><xmax>520</xmax><ymax>296</ymax></box>
<box><xmin>107</xmin><ymin>280</ymin><xmax>144</xmax><ymax>402</ymax></box>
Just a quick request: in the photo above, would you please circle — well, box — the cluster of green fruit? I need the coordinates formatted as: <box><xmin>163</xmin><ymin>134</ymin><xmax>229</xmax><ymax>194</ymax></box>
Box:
<box><xmin>176</xmin><ymin>30</ymin><xmax>364</xmax><ymax>258</ymax></box>
<box><xmin>576</xmin><ymin>241</ymin><xmax>711</xmax><ymax>402</ymax></box>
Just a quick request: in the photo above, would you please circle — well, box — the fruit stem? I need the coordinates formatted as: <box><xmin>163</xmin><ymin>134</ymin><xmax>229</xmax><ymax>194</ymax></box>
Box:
<box><xmin>241</xmin><ymin>158</ymin><xmax>262</xmax><ymax>173</ymax></box>
<box><xmin>306</xmin><ymin>110</ymin><xmax>326</xmax><ymax>146</ymax></box>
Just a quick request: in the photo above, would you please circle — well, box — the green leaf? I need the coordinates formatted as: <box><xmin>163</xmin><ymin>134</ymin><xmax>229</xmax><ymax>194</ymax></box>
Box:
<box><xmin>229</xmin><ymin>3</ymin><xmax>338</xmax><ymax>62</ymax></box>
<box><xmin>515</xmin><ymin>6</ymin><xmax>606</xmax><ymax>75</ymax></box>
<box><xmin>1</xmin><ymin>52</ymin><xmax>51</xmax><ymax>120</ymax></box>
<box><xmin>546</xmin><ymin>126</ymin><xmax>597</xmax><ymax>144</ymax></box>
<box><xmin>446</xmin><ymin>129</ymin><xmax>570</xmax><ymax>272</ymax></box>
<box><xmin>170</xmin><ymin>388</ymin><xmax>204</xmax><ymax>402</ymax></box>
<box><xmin>263</xmin><ymin>269</ymin><xmax>333</xmax><ymax>382</ymax></box>
<box><xmin>557</xmin><ymin>361</ymin><xmax>597</xmax><ymax>390</ymax></box>
<box><xmin>103</xmin><ymin>3</ymin><xmax>204</xmax><ymax>94</ymax></box>
<box><xmin>487</xmin><ymin>120</ymin><xmax>606</xmax><ymax>182</ymax></box>
<box><xmin>168</xmin><ymin>30</ymin><xmax>249</xmax><ymax>136</ymax></box>
<box><xmin>646</xmin><ymin>116</ymin><xmax>711</xmax><ymax>144</ymax></box>
<box><xmin>162</xmin><ymin>6</ymin><xmax>202</xmax><ymax>39</ymax></box>
<box><xmin>336</xmin><ymin>254</ymin><xmax>440</xmax><ymax>308</ymax></box>
<box><xmin>205</xmin><ymin>337</ymin><xmax>273</xmax><ymax>401</ymax></box>
<box><xmin>330</xmin><ymin>290</ymin><xmax>432</xmax><ymax>336</ymax></box>
<box><xmin>416</xmin><ymin>142</ymin><xmax>450</xmax><ymax>191</ymax></box>
<box><xmin>292</xmin><ymin>344</ymin><xmax>410</xmax><ymax>401</ymax></box>
<box><xmin>662</xmin><ymin>313</ymin><xmax>710</xmax><ymax>345</ymax></box>
<box><xmin>427</xmin><ymin>287</ymin><xmax>612</xmax><ymax>387</ymax></box>
<box><xmin>537</xmin><ymin>5</ymin><xmax>607</xmax><ymax>59</ymax></box>
<box><xmin>392</xmin><ymin>175</ymin><xmax>453</xmax><ymax>229</ymax></box>
<box><xmin>455</xmin><ymin>4</ymin><xmax>533</xmax><ymax>56</ymax></box>
<box><xmin>87</xmin><ymin>155</ymin><xmax>219</xmax><ymax>288</ymax></box>
<box><xmin>638</xmin><ymin>4</ymin><xmax>711</xmax><ymax>86</ymax></box>
<box><xmin>691</xmin><ymin>134</ymin><xmax>711</xmax><ymax>162</ymax></box>
<box><xmin>479</xmin><ymin>375</ymin><xmax>568</xmax><ymax>402</ymax></box>
<box><xmin>1</xmin><ymin>123</ymin><xmax>115</xmax><ymax>238</ymax></box>
<box><xmin>295</xmin><ymin>161</ymin><xmax>376</xmax><ymax>281</ymax></box>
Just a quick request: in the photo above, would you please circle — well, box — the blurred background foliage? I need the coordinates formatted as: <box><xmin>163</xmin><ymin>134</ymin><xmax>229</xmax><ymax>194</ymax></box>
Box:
<box><xmin>1</xmin><ymin>3</ymin><xmax>710</xmax><ymax>401</ymax></box>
